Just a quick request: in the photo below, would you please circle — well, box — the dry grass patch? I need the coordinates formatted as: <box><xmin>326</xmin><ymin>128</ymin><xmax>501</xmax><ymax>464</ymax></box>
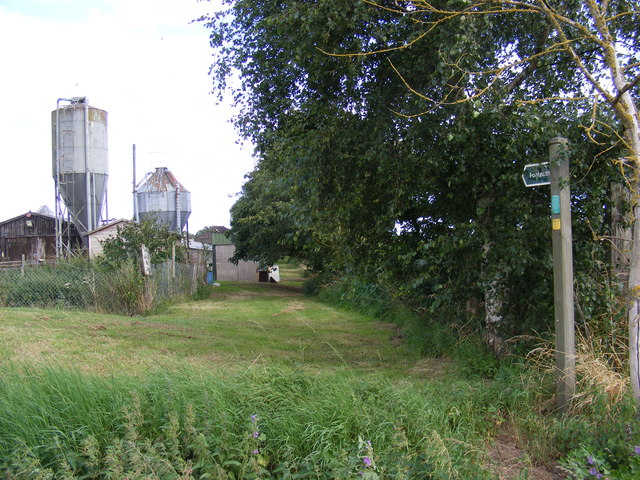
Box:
<box><xmin>486</xmin><ymin>427</ymin><xmax>565</xmax><ymax>480</ymax></box>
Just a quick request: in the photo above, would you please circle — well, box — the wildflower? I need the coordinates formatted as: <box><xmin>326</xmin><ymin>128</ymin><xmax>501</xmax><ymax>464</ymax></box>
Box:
<box><xmin>250</xmin><ymin>414</ymin><xmax>258</xmax><ymax>423</ymax></box>
<box><xmin>253</xmin><ymin>431</ymin><xmax>260</xmax><ymax>438</ymax></box>
<box><xmin>634</xmin><ymin>445</ymin><xmax>640</xmax><ymax>456</ymax></box>
<box><xmin>252</xmin><ymin>449</ymin><xmax>260</xmax><ymax>455</ymax></box>
<box><xmin>587</xmin><ymin>456</ymin><xmax>595</xmax><ymax>465</ymax></box>
<box><xmin>362</xmin><ymin>456</ymin><xmax>372</xmax><ymax>467</ymax></box>
<box><xmin>588</xmin><ymin>466</ymin><xmax>603</xmax><ymax>478</ymax></box>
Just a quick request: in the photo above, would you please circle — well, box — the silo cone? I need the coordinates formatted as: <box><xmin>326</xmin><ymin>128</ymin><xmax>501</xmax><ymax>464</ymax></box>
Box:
<box><xmin>52</xmin><ymin>99</ymin><xmax>108</xmax><ymax>238</ymax></box>
<box><xmin>136</xmin><ymin>167</ymin><xmax>191</xmax><ymax>233</ymax></box>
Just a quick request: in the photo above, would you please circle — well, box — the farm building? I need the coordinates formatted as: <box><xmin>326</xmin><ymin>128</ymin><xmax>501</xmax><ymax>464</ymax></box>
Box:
<box><xmin>213</xmin><ymin>243</ymin><xmax>261</xmax><ymax>282</ymax></box>
<box><xmin>188</xmin><ymin>235</ymin><xmax>261</xmax><ymax>283</ymax></box>
<box><xmin>0</xmin><ymin>210</ymin><xmax>81</xmax><ymax>263</ymax></box>
<box><xmin>86</xmin><ymin>219</ymin><xmax>129</xmax><ymax>258</ymax></box>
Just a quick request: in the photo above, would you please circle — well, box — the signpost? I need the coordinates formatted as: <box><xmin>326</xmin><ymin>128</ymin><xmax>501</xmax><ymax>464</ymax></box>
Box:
<box><xmin>523</xmin><ymin>138</ymin><xmax>575</xmax><ymax>414</ymax></box>
<box><xmin>522</xmin><ymin>162</ymin><xmax>551</xmax><ymax>187</ymax></box>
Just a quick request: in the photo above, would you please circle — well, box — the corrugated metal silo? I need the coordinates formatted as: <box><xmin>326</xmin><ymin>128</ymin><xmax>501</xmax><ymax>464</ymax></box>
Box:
<box><xmin>135</xmin><ymin>167</ymin><xmax>191</xmax><ymax>232</ymax></box>
<box><xmin>51</xmin><ymin>97</ymin><xmax>108</xmax><ymax>238</ymax></box>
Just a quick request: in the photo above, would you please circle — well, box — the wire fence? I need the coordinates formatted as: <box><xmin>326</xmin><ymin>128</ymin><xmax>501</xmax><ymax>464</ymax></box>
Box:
<box><xmin>0</xmin><ymin>260</ymin><xmax>206</xmax><ymax>314</ymax></box>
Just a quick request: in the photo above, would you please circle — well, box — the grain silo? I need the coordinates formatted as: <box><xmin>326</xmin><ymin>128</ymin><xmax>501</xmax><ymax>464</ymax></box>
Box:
<box><xmin>51</xmin><ymin>97</ymin><xmax>108</xmax><ymax>247</ymax></box>
<box><xmin>135</xmin><ymin>167</ymin><xmax>191</xmax><ymax>233</ymax></box>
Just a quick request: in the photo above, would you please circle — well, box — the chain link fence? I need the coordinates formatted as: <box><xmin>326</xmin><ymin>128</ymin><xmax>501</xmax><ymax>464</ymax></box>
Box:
<box><xmin>0</xmin><ymin>260</ymin><xmax>206</xmax><ymax>314</ymax></box>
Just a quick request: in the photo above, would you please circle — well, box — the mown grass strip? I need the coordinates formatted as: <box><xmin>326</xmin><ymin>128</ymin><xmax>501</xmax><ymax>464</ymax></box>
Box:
<box><xmin>0</xmin><ymin>282</ymin><xmax>420</xmax><ymax>377</ymax></box>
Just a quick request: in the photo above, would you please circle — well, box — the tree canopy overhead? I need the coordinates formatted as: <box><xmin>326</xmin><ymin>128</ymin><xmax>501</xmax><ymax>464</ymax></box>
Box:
<box><xmin>202</xmin><ymin>0</ymin><xmax>635</xmax><ymax>396</ymax></box>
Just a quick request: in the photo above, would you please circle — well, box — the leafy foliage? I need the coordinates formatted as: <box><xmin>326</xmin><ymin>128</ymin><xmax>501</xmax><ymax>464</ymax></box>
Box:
<box><xmin>203</xmin><ymin>0</ymin><xmax>627</xmax><ymax>348</ymax></box>
<box><xmin>98</xmin><ymin>220</ymin><xmax>185</xmax><ymax>270</ymax></box>
<box><xmin>227</xmin><ymin>167</ymin><xmax>323</xmax><ymax>268</ymax></box>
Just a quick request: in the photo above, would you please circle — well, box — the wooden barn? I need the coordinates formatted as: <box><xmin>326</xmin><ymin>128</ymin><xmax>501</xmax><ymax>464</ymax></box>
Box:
<box><xmin>0</xmin><ymin>211</ymin><xmax>82</xmax><ymax>263</ymax></box>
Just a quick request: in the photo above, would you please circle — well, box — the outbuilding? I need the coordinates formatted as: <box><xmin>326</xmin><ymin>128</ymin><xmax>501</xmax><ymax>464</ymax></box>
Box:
<box><xmin>0</xmin><ymin>209</ymin><xmax>81</xmax><ymax>263</ymax></box>
<box><xmin>188</xmin><ymin>233</ymin><xmax>261</xmax><ymax>283</ymax></box>
<box><xmin>86</xmin><ymin>219</ymin><xmax>130</xmax><ymax>258</ymax></box>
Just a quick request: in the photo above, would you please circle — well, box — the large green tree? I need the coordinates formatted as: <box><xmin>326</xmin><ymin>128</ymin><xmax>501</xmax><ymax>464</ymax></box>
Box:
<box><xmin>350</xmin><ymin>0</ymin><xmax>640</xmax><ymax>403</ymax></box>
<box><xmin>203</xmin><ymin>0</ymin><xmax>624</xmax><ymax>369</ymax></box>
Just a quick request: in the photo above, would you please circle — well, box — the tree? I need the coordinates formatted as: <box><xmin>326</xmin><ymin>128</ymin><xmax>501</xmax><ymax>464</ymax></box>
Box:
<box><xmin>338</xmin><ymin>0</ymin><xmax>640</xmax><ymax>404</ymax></box>
<box><xmin>203</xmin><ymin>0</ymin><xmax>626</xmax><ymax>381</ymax></box>
<box><xmin>98</xmin><ymin>220</ymin><xmax>185</xmax><ymax>269</ymax></box>
<box><xmin>227</xmin><ymin>167</ymin><xmax>320</xmax><ymax>267</ymax></box>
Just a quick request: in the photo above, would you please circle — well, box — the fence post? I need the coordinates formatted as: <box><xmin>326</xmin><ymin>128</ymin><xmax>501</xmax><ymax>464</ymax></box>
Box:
<box><xmin>172</xmin><ymin>244</ymin><xmax>176</xmax><ymax>279</ymax></box>
<box><xmin>21</xmin><ymin>254</ymin><xmax>25</xmax><ymax>276</ymax></box>
<box><xmin>166</xmin><ymin>260</ymin><xmax>172</xmax><ymax>295</ymax></box>
<box><xmin>140</xmin><ymin>245</ymin><xmax>153</xmax><ymax>313</ymax></box>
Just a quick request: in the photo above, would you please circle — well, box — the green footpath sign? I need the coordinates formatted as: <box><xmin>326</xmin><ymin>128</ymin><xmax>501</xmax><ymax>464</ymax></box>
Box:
<box><xmin>522</xmin><ymin>162</ymin><xmax>551</xmax><ymax>187</ymax></box>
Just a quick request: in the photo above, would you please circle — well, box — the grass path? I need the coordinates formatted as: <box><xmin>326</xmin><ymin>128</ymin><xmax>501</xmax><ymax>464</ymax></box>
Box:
<box><xmin>0</xmin><ymin>281</ymin><xmax>430</xmax><ymax>378</ymax></box>
<box><xmin>0</xmin><ymin>279</ymin><xmax>566</xmax><ymax>479</ymax></box>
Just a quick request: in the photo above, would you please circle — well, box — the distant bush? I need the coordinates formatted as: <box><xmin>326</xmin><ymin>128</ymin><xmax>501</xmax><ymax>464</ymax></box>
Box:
<box><xmin>0</xmin><ymin>265</ymin><xmax>91</xmax><ymax>309</ymax></box>
<box><xmin>0</xmin><ymin>258</ymin><xmax>204</xmax><ymax>315</ymax></box>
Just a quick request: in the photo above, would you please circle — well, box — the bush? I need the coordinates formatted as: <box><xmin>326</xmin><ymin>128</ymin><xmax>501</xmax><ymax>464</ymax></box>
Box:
<box><xmin>0</xmin><ymin>265</ymin><xmax>91</xmax><ymax>309</ymax></box>
<box><xmin>92</xmin><ymin>261</ymin><xmax>147</xmax><ymax>315</ymax></box>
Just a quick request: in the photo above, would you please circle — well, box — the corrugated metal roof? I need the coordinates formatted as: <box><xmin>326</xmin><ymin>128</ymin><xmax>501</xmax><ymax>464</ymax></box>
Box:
<box><xmin>137</xmin><ymin>167</ymin><xmax>189</xmax><ymax>193</ymax></box>
<box><xmin>210</xmin><ymin>232</ymin><xmax>233</xmax><ymax>245</ymax></box>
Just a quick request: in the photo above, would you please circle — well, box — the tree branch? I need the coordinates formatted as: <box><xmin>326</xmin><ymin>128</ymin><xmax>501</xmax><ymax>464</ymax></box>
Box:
<box><xmin>613</xmin><ymin>73</ymin><xmax>640</xmax><ymax>105</ymax></box>
<box><xmin>504</xmin><ymin>25</ymin><xmax>551</xmax><ymax>93</ymax></box>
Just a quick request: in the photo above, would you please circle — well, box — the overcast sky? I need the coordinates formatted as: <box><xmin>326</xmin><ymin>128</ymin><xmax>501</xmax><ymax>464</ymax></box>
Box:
<box><xmin>0</xmin><ymin>0</ymin><xmax>255</xmax><ymax>233</ymax></box>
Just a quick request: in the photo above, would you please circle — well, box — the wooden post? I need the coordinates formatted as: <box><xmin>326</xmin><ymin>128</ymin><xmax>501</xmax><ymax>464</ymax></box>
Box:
<box><xmin>210</xmin><ymin>232</ymin><xmax>218</xmax><ymax>283</ymax></box>
<box><xmin>140</xmin><ymin>245</ymin><xmax>153</xmax><ymax>313</ymax></box>
<box><xmin>549</xmin><ymin>136</ymin><xmax>576</xmax><ymax>413</ymax></box>
<box><xmin>172</xmin><ymin>243</ymin><xmax>176</xmax><ymax>279</ymax></box>
<box><xmin>610</xmin><ymin>182</ymin><xmax>632</xmax><ymax>278</ymax></box>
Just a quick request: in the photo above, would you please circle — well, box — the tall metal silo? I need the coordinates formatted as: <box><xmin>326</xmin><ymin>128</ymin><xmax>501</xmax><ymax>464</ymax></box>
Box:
<box><xmin>135</xmin><ymin>167</ymin><xmax>191</xmax><ymax>233</ymax></box>
<box><xmin>51</xmin><ymin>97</ymin><xmax>108</xmax><ymax>250</ymax></box>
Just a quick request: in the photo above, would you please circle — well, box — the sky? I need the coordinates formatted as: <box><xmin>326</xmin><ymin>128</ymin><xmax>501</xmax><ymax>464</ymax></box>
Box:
<box><xmin>0</xmin><ymin>0</ymin><xmax>255</xmax><ymax>234</ymax></box>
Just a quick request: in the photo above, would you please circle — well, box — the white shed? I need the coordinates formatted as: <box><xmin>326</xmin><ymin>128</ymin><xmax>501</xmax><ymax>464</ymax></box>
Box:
<box><xmin>87</xmin><ymin>220</ymin><xmax>129</xmax><ymax>258</ymax></box>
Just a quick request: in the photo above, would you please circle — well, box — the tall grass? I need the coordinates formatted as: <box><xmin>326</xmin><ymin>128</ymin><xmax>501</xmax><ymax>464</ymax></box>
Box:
<box><xmin>314</xmin><ymin>275</ymin><xmax>640</xmax><ymax>476</ymax></box>
<box><xmin>4</xmin><ymin>361</ymin><xmax>632</xmax><ymax>478</ymax></box>
<box><xmin>0</xmin><ymin>363</ymin><xmax>539</xmax><ymax>479</ymax></box>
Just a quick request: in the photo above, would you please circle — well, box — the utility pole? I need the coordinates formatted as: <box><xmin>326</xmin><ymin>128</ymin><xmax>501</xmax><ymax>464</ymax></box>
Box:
<box><xmin>211</xmin><ymin>232</ymin><xmax>217</xmax><ymax>283</ymax></box>
<box><xmin>549</xmin><ymin>136</ymin><xmax>575</xmax><ymax>413</ymax></box>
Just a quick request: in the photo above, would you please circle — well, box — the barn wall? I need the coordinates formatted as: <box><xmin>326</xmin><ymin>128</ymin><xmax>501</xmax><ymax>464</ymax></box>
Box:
<box><xmin>2</xmin><ymin>236</ymin><xmax>56</xmax><ymax>262</ymax></box>
<box><xmin>0</xmin><ymin>213</ymin><xmax>81</xmax><ymax>262</ymax></box>
<box><xmin>214</xmin><ymin>244</ymin><xmax>259</xmax><ymax>282</ymax></box>
<box><xmin>0</xmin><ymin>215</ymin><xmax>55</xmax><ymax>237</ymax></box>
<box><xmin>87</xmin><ymin>222</ymin><xmax>128</xmax><ymax>258</ymax></box>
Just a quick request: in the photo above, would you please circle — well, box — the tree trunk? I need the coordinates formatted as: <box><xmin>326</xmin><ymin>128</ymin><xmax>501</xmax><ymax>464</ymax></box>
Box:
<box><xmin>482</xmin><ymin>240</ymin><xmax>506</xmax><ymax>356</ymax></box>
<box><xmin>610</xmin><ymin>182</ymin><xmax>632</xmax><ymax>278</ymax></box>
<box><xmin>621</xmin><ymin>103</ymin><xmax>640</xmax><ymax>404</ymax></box>
<box><xmin>618</xmin><ymin>94</ymin><xmax>640</xmax><ymax>405</ymax></box>
<box><xmin>584</xmin><ymin>0</ymin><xmax>640</xmax><ymax>404</ymax></box>
<box><xmin>484</xmin><ymin>274</ymin><xmax>506</xmax><ymax>356</ymax></box>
